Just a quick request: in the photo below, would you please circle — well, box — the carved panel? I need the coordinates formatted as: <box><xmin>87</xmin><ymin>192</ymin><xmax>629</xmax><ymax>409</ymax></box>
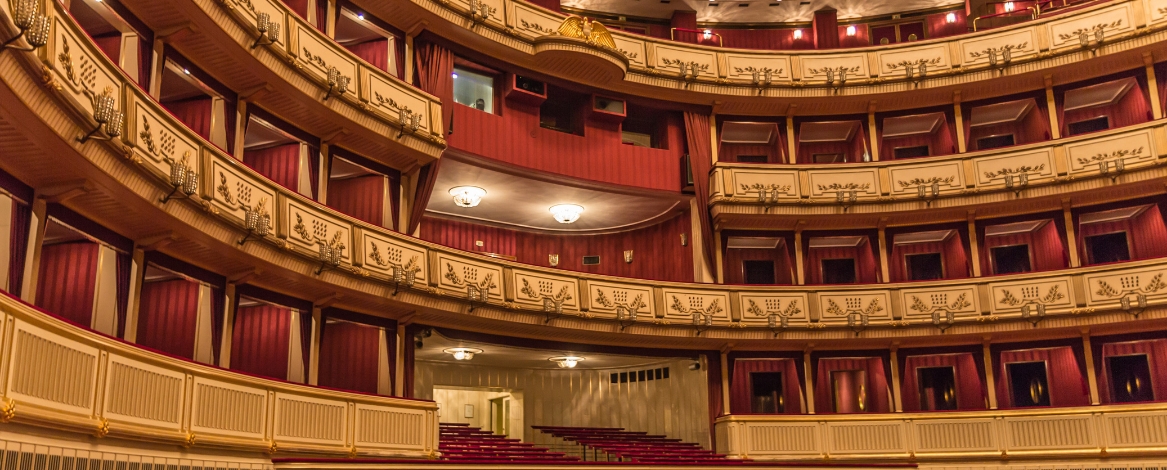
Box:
<box><xmin>914</xmin><ymin>419</ymin><xmax>998</xmax><ymax>453</ymax></box>
<box><xmin>898</xmin><ymin>285</ymin><xmax>980</xmax><ymax>321</ymax></box>
<box><xmin>1149</xmin><ymin>0</ymin><xmax>1167</xmax><ymax>23</ymax></box>
<box><xmin>958</xmin><ymin>28</ymin><xmax>1037</xmax><ymax>66</ymax></box>
<box><xmin>1047</xmin><ymin>3</ymin><xmax>1134</xmax><ymax>50</ymax></box>
<box><xmin>611</xmin><ymin>35</ymin><xmax>646</xmax><ymax>68</ymax></box>
<box><xmin>589</xmin><ymin>281</ymin><xmax>654</xmax><ymax>320</ymax></box>
<box><xmin>356</xmin><ymin>229</ymin><xmax>428</xmax><ymax>284</ymax></box>
<box><xmin>46</xmin><ymin>13</ymin><xmax>124</xmax><ymax>119</ymax></box>
<box><xmin>447</xmin><ymin>0</ymin><xmax>505</xmax><ymax>27</ymax></box>
<box><xmin>220</xmin><ymin>0</ymin><xmax>287</xmax><ymax>45</ymax></box>
<box><xmin>279</xmin><ymin>196</ymin><xmax>354</xmax><ymax>264</ymax></box>
<box><xmin>728</xmin><ymin>169</ymin><xmax>800</xmax><ymax>199</ymax></box>
<box><xmin>6</xmin><ymin>320</ymin><xmax>99</xmax><ymax>416</ymax></box>
<box><xmin>660</xmin><ymin>288</ymin><xmax>731</xmax><ymax>323</ymax></box>
<box><xmin>988</xmin><ymin>277</ymin><xmax>1074</xmax><ymax>315</ymax></box>
<box><xmin>512</xmin><ymin>2</ymin><xmax>561</xmax><ymax>37</ymax></box>
<box><xmin>737</xmin><ymin>293</ymin><xmax>810</xmax><ymax>327</ymax></box>
<box><xmin>364</xmin><ymin>71</ymin><xmax>435</xmax><ymax>136</ymax></box>
<box><xmin>189</xmin><ymin>377</ymin><xmax>268</xmax><ymax>439</ymax></box>
<box><xmin>723</xmin><ymin>54</ymin><xmax>792</xmax><ymax>82</ymax></box>
<box><xmin>1082</xmin><ymin>264</ymin><xmax>1167</xmax><ymax>307</ymax></box>
<box><xmin>886</xmin><ymin>161</ymin><xmax>964</xmax><ymax>196</ymax></box>
<box><xmin>875</xmin><ymin>44</ymin><xmax>951</xmax><ymax>77</ymax></box>
<box><xmin>799</xmin><ymin>54</ymin><xmax>868</xmax><ymax>81</ymax></box>
<box><xmin>816</xmin><ymin>291</ymin><xmax>893</xmax><ymax>326</ymax></box>
<box><xmin>806</xmin><ymin>169</ymin><xmax>879</xmax><ymax>200</ymax></box>
<box><xmin>103</xmin><ymin>355</ymin><xmax>186</xmax><ymax>429</ymax></box>
<box><xmin>972</xmin><ymin>148</ymin><xmax>1056</xmax><ymax>187</ymax></box>
<box><xmin>288</xmin><ymin>23</ymin><xmax>358</xmax><ymax>98</ymax></box>
<box><xmin>652</xmin><ymin>44</ymin><xmax>718</xmax><ymax>79</ymax></box>
<box><xmin>1003</xmin><ymin>415</ymin><xmax>1096</xmax><ymax>450</ymax></box>
<box><xmin>431</xmin><ymin>253</ymin><xmax>504</xmax><ymax>302</ymax></box>
<box><xmin>354</xmin><ymin>404</ymin><xmax>426</xmax><ymax>449</ymax></box>
<box><xmin>1064</xmin><ymin>127</ymin><xmax>1155</xmax><ymax>174</ymax></box>
<box><xmin>128</xmin><ymin>96</ymin><xmax>202</xmax><ymax>180</ymax></box>
<box><xmin>744</xmin><ymin>423</ymin><xmax>820</xmax><ymax>455</ymax></box>
<box><xmin>511</xmin><ymin>269</ymin><xmax>579</xmax><ymax>311</ymax></box>
<box><xmin>1105</xmin><ymin>410</ymin><xmax>1167</xmax><ymax>447</ymax></box>
<box><xmin>273</xmin><ymin>393</ymin><xmax>347</xmax><ymax>446</ymax></box>
<box><xmin>207</xmin><ymin>158</ymin><xmax>280</xmax><ymax>223</ymax></box>
<box><xmin>826</xmin><ymin>422</ymin><xmax>907</xmax><ymax>454</ymax></box>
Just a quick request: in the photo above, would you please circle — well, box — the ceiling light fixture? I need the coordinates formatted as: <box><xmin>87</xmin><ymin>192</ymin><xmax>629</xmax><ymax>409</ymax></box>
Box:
<box><xmin>945</xmin><ymin>12</ymin><xmax>957</xmax><ymax>24</ymax></box>
<box><xmin>846</xmin><ymin>25</ymin><xmax>856</xmax><ymax>36</ymax></box>
<box><xmin>443</xmin><ymin>347</ymin><xmax>483</xmax><ymax>361</ymax></box>
<box><xmin>549</xmin><ymin>204</ymin><xmax>584</xmax><ymax>224</ymax></box>
<box><xmin>449</xmin><ymin>186</ymin><xmax>486</xmax><ymax>208</ymax></box>
<box><xmin>793</xmin><ymin>29</ymin><xmax>802</xmax><ymax>40</ymax></box>
<box><xmin>550</xmin><ymin>356</ymin><xmax>585</xmax><ymax>368</ymax></box>
<box><xmin>357</xmin><ymin>12</ymin><xmax>365</xmax><ymax>20</ymax></box>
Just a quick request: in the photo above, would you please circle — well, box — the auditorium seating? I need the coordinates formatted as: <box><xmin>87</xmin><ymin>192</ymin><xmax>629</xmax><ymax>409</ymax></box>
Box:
<box><xmin>532</xmin><ymin>426</ymin><xmax>747</xmax><ymax>464</ymax></box>
<box><xmin>439</xmin><ymin>423</ymin><xmax>579</xmax><ymax>463</ymax></box>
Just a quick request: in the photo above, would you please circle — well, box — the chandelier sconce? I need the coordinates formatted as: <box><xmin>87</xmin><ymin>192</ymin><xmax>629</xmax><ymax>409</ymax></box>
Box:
<box><xmin>390</xmin><ymin>265</ymin><xmax>417</xmax><ymax>296</ymax></box>
<box><xmin>1099</xmin><ymin>159</ymin><xmax>1125</xmax><ymax>182</ymax></box>
<box><xmin>825</xmin><ymin>67</ymin><xmax>848</xmax><ymax>94</ymax></box>
<box><xmin>1003</xmin><ymin>172</ymin><xmax>1030</xmax><ymax>195</ymax></box>
<box><xmin>322</xmin><ymin>66</ymin><xmax>350</xmax><ymax>101</ymax></box>
<box><xmin>466</xmin><ymin>284</ymin><xmax>486</xmax><ymax>312</ymax></box>
<box><xmin>468</xmin><ymin>0</ymin><xmax>492</xmax><ymax>25</ymax></box>
<box><xmin>397</xmin><ymin>107</ymin><xmax>422</xmax><ymax>138</ymax></box>
<box><xmin>931</xmin><ymin>309</ymin><xmax>955</xmax><ymax>333</ymax></box>
<box><xmin>1020</xmin><ymin>302</ymin><xmax>1045</xmax><ymax>327</ymax></box>
<box><xmin>1079</xmin><ymin>28</ymin><xmax>1104</xmax><ymax>53</ymax></box>
<box><xmin>77</xmin><ymin>91</ymin><xmax>124</xmax><ymax>144</ymax></box>
<box><xmin>847</xmin><ymin>312</ymin><xmax>869</xmax><ymax>336</ymax></box>
<box><xmin>692</xmin><ymin>312</ymin><xmax>713</xmax><ymax>336</ymax></box>
<box><xmin>904</xmin><ymin>62</ymin><xmax>927</xmax><ymax>87</ymax></box>
<box><xmin>237</xmin><ymin>202</ymin><xmax>271</xmax><ymax>246</ymax></box>
<box><xmin>1120</xmin><ymin>292</ymin><xmax>1148</xmax><ymax>317</ymax></box>
<box><xmin>443</xmin><ymin>347</ymin><xmax>482</xmax><ymax>361</ymax></box>
<box><xmin>250</xmin><ymin>12</ymin><xmax>281</xmax><ymax>49</ymax></box>
<box><xmin>542</xmin><ymin>297</ymin><xmax>566</xmax><ymax>324</ymax></box>
<box><xmin>314</xmin><ymin>240</ymin><xmax>343</xmax><ymax>275</ymax></box>
<box><xmin>549</xmin><ymin>356</ymin><xmax>585</xmax><ymax>368</ymax></box>
<box><xmin>623</xmin><ymin>250</ymin><xmax>633</xmax><ymax>264</ymax></box>
<box><xmin>159</xmin><ymin>157</ymin><xmax>199</xmax><ymax>204</ymax></box>
<box><xmin>917</xmin><ymin>181</ymin><xmax>941</xmax><ymax>206</ymax></box>
<box><xmin>767</xmin><ymin>314</ymin><xmax>789</xmax><ymax>337</ymax></box>
<box><xmin>835</xmin><ymin>189</ymin><xmax>858</xmax><ymax>212</ymax></box>
<box><xmin>750</xmin><ymin>68</ymin><xmax>775</xmax><ymax>95</ymax></box>
<box><xmin>2</xmin><ymin>0</ymin><xmax>50</xmax><ymax>53</ymax></box>
<box><xmin>615</xmin><ymin>305</ymin><xmax>638</xmax><ymax>331</ymax></box>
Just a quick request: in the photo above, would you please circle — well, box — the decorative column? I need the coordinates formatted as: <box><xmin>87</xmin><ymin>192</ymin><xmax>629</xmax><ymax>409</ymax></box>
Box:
<box><xmin>1145</xmin><ymin>52</ymin><xmax>1163</xmax><ymax>119</ymax></box>
<box><xmin>218</xmin><ymin>283</ymin><xmax>238</xmax><ymax>368</ymax></box>
<box><xmin>1082</xmin><ymin>329</ymin><xmax>1101</xmax><ymax>405</ymax></box>
<box><xmin>786</xmin><ymin>105</ymin><xmax>798</xmax><ymax>163</ymax></box>
<box><xmin>889</xmin><ymin>346</ymin><xmax>903</xmax><ymax>412</ymax></box>
<box><xmin>982</xmin><ymin>339</ymin><xmax>998</xmax><ymax>409</ymax></box>
<box><xmin>1045</xmin><ymin>74</ymin><xmax>1061</xmax><ymax>140</ymax></box>
<box><xmin>877</xmin><ymin>224</ymin><xmax>890</xmax><ymax>283</ymax></box>
<box><xmin>307</xmin><ymin>306</ymin><xmax>323</xmax><ymax>385</ymax></box>
<box><xmin>19</xmin><ymin>198</ymin><xmax>47</xmax><ymax>303</ymax></box>
<box><xmin>803</xmin><ymin>347</ymin><xmax>815</xmax><ymax>414</ymax></box>
<box><xmin>794</xmin><ymin>228</ymin><xmax>805</xmax><ymax>285</ymax></box>
<box><xmin>720</xmin><ymin>348</ymin><xmax>731</xmax><ymax>414</ymax></box>
<box><xmin>953</xmin><ymin>91</ymin><xmax>966</xmax><ymax>153</ymax></box>
<box><xmin>394</xmin><ymin>323</ymin><xmax>407</xmax><ymax>396</ymax></box>
<box><xmin>967</xmin><ymin>211</ymin><xmax>982</xmax><ymax>277</ymax></box>
<box><xmin>1063</xmin><ymin>199</ymin><xmax>1081</xmax><ymax>268</ymax></box>
<box><xmin>868</xmin><ymin>102</ymin><xmax>879</xmax><ymax>161</ymax></box>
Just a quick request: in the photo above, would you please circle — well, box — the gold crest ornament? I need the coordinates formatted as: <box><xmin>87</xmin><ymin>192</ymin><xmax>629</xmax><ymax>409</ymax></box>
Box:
<box><xmin>557</xmin><ymin>16</ymin><xmax>617</xmax><ymax>50</ymax></box>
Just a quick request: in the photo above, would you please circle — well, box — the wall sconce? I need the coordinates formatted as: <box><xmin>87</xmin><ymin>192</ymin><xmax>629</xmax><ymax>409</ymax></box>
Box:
<box><xmin>847</xmin><ymin>312</ymin><xmax>869</xmax><ymax>336</ymax></box>
<box><xmin>680</xmin><ymin>233</ymin><xmax>688</xmax><ymax>246</ymax></box>
<box><xmin>391</xmin><ymin>265</ymin><xmax>416</xmax><ymax>296</ymax></box>
<box><xmin>1120</xmin><ymin>293</ymin><xmax>1148</xmax><ymax>317</ymax></box>
<box><xmin>548</xmin><ymin>254</ymin><xmax>559</xmax><ymax>267</ymax></box>
<box><xmin>931</xmin><ymin>309</ymin><xmax>955</xmax><ymax>332</ymax></box>
<box><xmin>702</xmin><ymin>29</ymin><xmax>713</xmax><ymax>40</ymax></box>
<box><xmin>468</xmin><ymin>0</ymin><xmax>493</xmax><ymax>23</ymax></box>
<box><xmin>77</xmin><ymin>90</ymin><xmax>124</xmax><ymax>144</ymax></box>
<box><xmin>237</xmin><ymin>200</ymin><xmax>271</xmax><ymax>246</ymax></box>
<box><xmin>1004</xmin><ymin>1</ymin><xmax>1015</xmax><ymax>12</ymax></box>
<box><xmin>1078</xmin><ymin>28</ymin><xmax>1104</xmax><ymax>52</ymax></box>
<box><xmin>945</xmin><ymin>12</ymin><xmax>957</xmax><ymax>24</ymax></box>
<box><xmin>466</xmin><ymin>284</ymin><xmax>486</xmax><ymax>311</ymax></box>
<box><xmin>616</xmin><ymin>305</ymin><xmax>638</xmax><ymax>331</ymax></box>
<box><xmin>767</xmin><ymin>314</ymin><xmax>788</xmax><ymax>337</ymax></box>
<box><xmin>836</xmin><ymin>189</ymin><xmax>858</xmax><ymax>211</ymax></box>
<box><xmin>397</xmin><ymin>107</ymin><xmax>422</xmax><ymax>138</ymax></box>
<box><xmin>624</xmin><ymin>250</ymin><xmax>633</xmax><ymax>264</ymax></box>
<box><xmin>793</xmin><ymin>29</ymin><xmax>803</xmax><ymax>40</ymax></box>
<box><xmin>159</xmin><ymin>156</ymin><xmax>199</xmax><ymax>204</ymax></box>
<box><xmin>1004</xmin><ymin>172</ymin><xmax>1029</xmax><ymax>193</ymax></box>
<box><xmin>2</xmin><ymin>0</ymin><xmax>49</xmax><ymax>53</ymax></box>
<box><xmin>845</xmin><ymin>25</ymin><xmax>856</xmax><ymax>36</ymax></box>
<box><xmin>917</xmin><ymin>181</ymin><xmax>940</xmax><ymax>206</ymax></box>
<box><xmin>825</xmin><ymin>67</ymin><xmax>848</xmax><ymax>94</ymax></box>
<box><xmin>1021</xmin><ymin>303</ymin><xmax>1045</xmax><ymax>326</ymax></box>
<box><xmin>692</xmin><ymin>312</ymin><xmax>713</xmax><ymax>336</ymax></box>
<box><xmin>314</xmin><ymin>240</ymin><xmax>343</xmax><ymax>275</ymax></box>
<box><xmin>251</xmin><ymin>12</ymin><xmax>281</xmax><ymax>49</ymax></box>
<box><xmin>1099</xmin><ymin>159</ymin><xmax>1125</xmax><ymax>181</ymax></box>
<box><xmin>323</xmin><ymin>66</ymin><xmax>350</xmax><ymax>101</ymax></box>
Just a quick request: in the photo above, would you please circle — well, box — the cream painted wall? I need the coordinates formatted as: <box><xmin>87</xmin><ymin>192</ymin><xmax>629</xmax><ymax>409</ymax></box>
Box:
<box><xmin>433</xmin><ymin>388</ymin><xmax>523</xmax><ymax>440</ymax></box>
<box><xmin>416</xmin><ymin>359</ymin><xmax>710</xmax><ymax>447</ymax></box>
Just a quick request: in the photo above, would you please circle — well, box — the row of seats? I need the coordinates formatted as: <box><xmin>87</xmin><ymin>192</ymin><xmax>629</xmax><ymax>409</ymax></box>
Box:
<box><xmin>439</xmin><ymin>423</ymin><xmax>579</xmax><ymax>463</ymax></box>
<box><xmin>532</xmin><ymin>425</ymin><xmax>748</xmax><ymax>464</ymax></box>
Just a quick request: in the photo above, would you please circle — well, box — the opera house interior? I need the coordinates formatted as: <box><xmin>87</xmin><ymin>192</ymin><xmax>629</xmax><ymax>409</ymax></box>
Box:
<box><xmin>1</xmin><ymin>0</ymin><xmax>1167</xmax><ymax>468</ymax></box>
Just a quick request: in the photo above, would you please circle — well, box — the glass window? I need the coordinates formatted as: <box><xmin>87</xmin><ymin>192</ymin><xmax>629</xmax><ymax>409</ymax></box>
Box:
<box><xmin>453</xmin><ymin>67</ymin><xmax>494</xmax><ymax>113</ymax></box>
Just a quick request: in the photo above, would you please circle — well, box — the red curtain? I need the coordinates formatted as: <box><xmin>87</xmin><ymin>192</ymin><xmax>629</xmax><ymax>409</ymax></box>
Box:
<box><xmin>409</xmin><ymin>42</ymin><xmax>454</xmax><ymax>235</ymax></box>
<box><xmin>318</xmin><ymin>320</ymin><xmax>381</xmax><ymax>394</ymax></box>
<box><xmin>231</xmin><ymin>304</ymin><xmax>292</xmax><ymax>380</ymax></box>
<box><xmin>281</xmin><ymin>0</ymin><xmax>309</xmax><ymax>18</ymax></box>
<box><xmin>684</xmin><ymin>112</ymin><xmax>716</xmax><ymax>272</ymax></box>
<box><xmin>315</xmin><ymin>1</ymin><xmax>328</xmax><ymax>33</ymax></box>
<box><xmin>402</xmin><ymin>325</ymin><xmax>419</xmax><ymax>398</ymax></box>
<box><xmin>35</xmin><ymin>242</ymin><xmax>100</xmax><ymax>327</ymax></box>
<box><xmin>328</xmin><ymin>176</ymin><xmax>385</xmax><ymax>227</ymax></box>
<box><xmin>814</xmin><ymin>357</ymin><xmax>891</xmax><ymax>413</ymax></box>
<box><xmin>244</xmin><ymin>144</ymin><xmax>301</xmax><ymax>193</ymax></box>
<box><xmin>137</xmin><ymin>37</ymin><xmax>152</xmax><ymax>91</ymax></box>
<box><xmin>901</xmin><ymin>353</ymin><xmax>984</xmax><ymax>411</ymax></box>
<box><xmin>889</xmin><ymin>234</ymin><xmax>968</xmax><ymax>282</ymax></box>
<box><xmin>1078</xmin><ymin>207</ymin><xmax>1167</xmax><ymax>262</ymax></box>
<box><xmin>812</xmin><ymin>9</ymin><xmax>839</xmax><ymax>49</ymax></box>
<box><xmin>92</xmin><ymin>33</ymin><xmax>122</xmax><ymax>63</ymax></box>
<box><xmin>724</xmin><ymin>245</ymin><xmax>794</xmax><ymax>285</ymax></box>
<box><xmin>115</xmin><ymin>251</ymin><xmax>130</xmax><ymax>337</ymax></box>
<box><xmin>1099</xmin><ymin>340</ymin><xmax>1167</xmax><ymax>403</ymax></box>
<box><xmin>136</xmin><ymin>279</ymin><xmax>200</xmax><ymax>359</ymax></box>
<box><xmin>164</xmin><ymin>97</ymin><xmax>213</xmax><ymax>141</ymax></box>
<box><xmin>8</xmin><ymin>200</ymin><xmax>30</xmax><ymax>298</ymax></box>
<box><xmin>982</xmin><ymin>221</ymin><xmax>1067</xmax><ymax>274</ymax></box>
<box><xmin>805</xmin><ymin>238</ymin><xmax>878</xmax><ymax>284</ymax></box>
<box><xmin>729</xmin><ymin>359</ymin><xmax>802</xmax><ymax>414</ymax></box>
<box><xmin>998</xmin><ymin>347</ymin><xmax>1090</xmax><ymax>408</ymax></box>
<box><xmin>1060</xmin><ymin>80</ymin><xmax>1151</xmax><ymax>135</ymax></box>
<box><xmin>346</xmin><ymin>39</ymin><xmax>389</xmax><ymax>73</ymax></box>
<box><xmin>706</xmin><ymin>352</ymin><xmax>723</xmax><ymax>452</ymax></box>
<box><xmin>526</xmin><ymin>0</ymin><xmax>561</xmax><ymax>11</ymax></box>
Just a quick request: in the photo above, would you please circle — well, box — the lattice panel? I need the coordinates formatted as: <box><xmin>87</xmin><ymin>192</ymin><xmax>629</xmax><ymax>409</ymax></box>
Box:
<box><xmin>274</xmin><ymin>395</ymin><xmax>346</xmax><ymax>444</ymax></box>
<box><xmin>355</xmin><ymin>407</ymin><xmax>423</xmax><ymax>448</ymax></box>
<box><xmin>7</xmin><ymin>323</ymin><xmax>98</xmax><ymax>415</ymax></box>
<box><xmin>190</xmin><ymin>378</ymin><xmax>268</xmax><ymax>438</ymax></box>
<box><xmin>104</xmin><ymin>356</ymin><xmax>185</xmax><ymax>427</ymax></box>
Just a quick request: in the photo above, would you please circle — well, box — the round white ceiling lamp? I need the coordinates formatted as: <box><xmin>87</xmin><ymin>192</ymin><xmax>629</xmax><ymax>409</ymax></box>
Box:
<box><xmin>550</xmin><ymin>356</ymin><xmax>586</xmax><ymax>368</ymax></box>
<box><xmin>443</xmin><ymin>347</ymin><xmax>483</xmax><ymax>361</ymax></box>
<box><xmin>549</xmin><ymin>204</ymin><xmax>584</xmax><ymax>224</ymax></box>
<box><xmin>449</xmin><ymin>186</ymin><xmax>486</xmax><ymax>208</ymax></box>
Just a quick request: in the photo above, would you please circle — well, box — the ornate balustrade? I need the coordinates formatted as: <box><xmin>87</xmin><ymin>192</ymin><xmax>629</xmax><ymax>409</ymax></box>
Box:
<box><xmin>0</xmin><ymin>292</ymin><xmax>439</xmax><ymax>457</ymax></box>
<box><xmin>10</xmin><ymin>0</ymin><xmax>1167</xmax><ymax>341</ymax></box>
<box><xmin>714</xmin><ymin>403</ymin><xmax>1167</xmax><ymax>461</ymax></box>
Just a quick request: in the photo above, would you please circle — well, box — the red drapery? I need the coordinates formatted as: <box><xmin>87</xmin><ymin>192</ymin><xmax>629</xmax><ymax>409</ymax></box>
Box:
<box><xmin>997</xmin><ymin>346</ymin><xmax>1090</xmax><ymax>408</ymax></box>
<box><xmin>136</xmin><ymin>279</ymin><xmax>200</xmax><ymax>359</ymax></box>
<box><xmin>281</xmin><ymin>0</ymin><xmax>309</xmax><ymax>18</ymax></box>
<box><xmin>315</xmin><ymin>1</ymin><xmax>328</xmax><ymax>33</ymax></box>
<box><xmin>318</xmin><ymin>320</ymin><xmax>382</xmax><ymax>394</ymax></box>
<box><xmin>670</xmin><ymin>10</ymin><xmax>698</xmax><ymax>43</ymax></box>
<box><xmin>231</xmin><ymin>304</ymin><xmax>292</xmax><ymax>380</ymax></box>
<box><xmin>709</xmin><ymin>28</ymin><xmax>815</xmax><ymax>50</ymax></box>
<box><xmin>8</xmin><ymin>199</ymin><xmax>30</xmax><ymax>297</ymax></box>
<box><xmin>137</xmin><ymin>37</ymin><xmax>152</xmax><ymax>91</ymax></box>
<box><xmin>889</xmin><ymin>234</ymin><xmax>969</xmax><ymax>282</ymax></box>
<box><xmin>706</xmin><ymin>353</ymin><xmax>723</xmax><ymax>452</ymax></box>
<box><xmin>900</xmin><ymin>353</ymin><xmax>985</xmax><ymax>411</ymax></box>
<box><xmin>982</xmin><ymin>220</ymin><xmax>1067</xmax><ymax>274</ymax></box>
<box><xmin>812</xmin><ymin>9</ymin><xmax>839</xmax><ymax>49</ymax></box>
<box><xmin>814</xmin><ymin>357</ymin><xmax>891</xmax><ymax>413</ymax></box>
<box><xmin>1078</xmin><ymin>207</ymin><xmax>1167</xmax><ymax>263</ymax></box>
<box><xmin>346</xmin><ymin>40</ymin><xmax>389</xmax><ymax>73</ymax></box>
<box><xmin>164</xmin><ymin>97</ymin><xmax>213</xmax><ymax>141</ymax></box>
<box><xmin>1099</xmin><ymin>339</ymin><xmax>1167</xmax><ymax>403</ymax></box>
<box><xmin>244</xmin><ymin>144</ymin><xmax>301</xmax><ymax>193</ymax></box>
<box><xmin>115</xmin><ymin>251</ymin><xmax>130</xmax><ymax>337</ymax></box>
<box><xmin>328</xmin><ymin>176</ymin><xmax>386</xmax><ymax>227</ymax></box>
<box><xmin>805</xmin><ymin>238</ymin><xmax>878</xmax><ymax>284</ymax></box>
<box><xmin>729</xmin><ymin>359</ymin><xmax>802</xmax><ymax>414</ymax></box>
<box><xmin>409</xmin><ymin>42</ymin><xmax>454</xmax><ymax>234</ymax></box>
<box><xmin>684</xmin><ymin>112</ymin><xmax>716</xmax><ymax>271</ymax></box>
<box><xmin>1060</xmin><ymin>79</ymin><xmax>1151</xmax><ymax>135</ymax></box>
<box><xmin>35</xmin><ymin>242</ymin><xmax>100</xmax><ymax>327</ymax></box>
<box><xmin>92</xmin><ymin>33</ymin><xmax>122</xmax><ymax>63</ymax></box>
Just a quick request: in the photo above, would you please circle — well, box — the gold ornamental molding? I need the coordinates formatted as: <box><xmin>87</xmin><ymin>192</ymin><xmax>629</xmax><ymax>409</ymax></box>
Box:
<box><xmin>529</xmin><ymin>16</ymin><xmax>629</xmax><ymax>83</ymax></box>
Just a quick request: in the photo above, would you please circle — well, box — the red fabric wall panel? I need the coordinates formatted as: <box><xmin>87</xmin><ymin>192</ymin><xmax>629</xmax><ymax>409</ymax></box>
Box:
<box><xmin>92</xmin><ymin>34</ymin><xmax>121</xmax><ymax>63</ymax></box>
<box><xmin>925</xmin><ymin>11</ymin><xmax>968</xmax><ymax>39</ymax></box>
<box><xmin>1099</xmin><ymin>339</ymin><xmax>1167</xmax><ymax>403</ymax></box>
<box><xmin>901</xmin><ymin>353</ymin><xmax>985</xmax><ymax>411</ymax></box>
<box><xmin>889</xmin><ymin>235</ymin><xmax>969</xmax><ymax>282</ymax></box>
<box><xmin>318</xmin><ymin>321</ymin><xmax>381</xmax><ymax>394</ymax></box>
<box><xmin>231</xmin><ymin>305</ymin><xmax>292</xmax><ymax>380</ymax></box>
<box><xmin>526</xmin><ymin>0</ymin><xmax>561</xmax><ymax>11</ymax></box>
<box><xmin>982</xmin><ymin>221</ymin><xmax>1067</xmax><ymax>274</ymax></box>
<box><xmin>420</xmin><ymin>213</ymin><xmax>694</xmax><ymax>282</ymax></box>
<box><xmin>706</xmin><ymin>352</ymin><xmax>723</xmax><ymax>451</ymax></box>
<box><xmin>723</xmin><ymin>246</ymin><xmax>794</xmax><ymax>285</ymax></box>
<box><xmin>345</xmin><ymin>40</ymin><xmax>389</xmax><ymax>73</ymax></box>
<box><xmin>8</xmin><ymin>200</ymin><xmax>30</xmax><ymax>298</ymax></box>
<box><xmin>814</xmin><ymin>357</ymin><xmax>891</xmax><ymax>413</ymax></box>
<box><xmin>136</xmin><ymin>279</ymin><xmax>200</xmax><ymax>359</ymax></box>
<box><xmin>720</xmin><ymin>143</ymin><xmax>783</xmax><ymax>164</ymax></box>
<box><xmin>164</xmin><ymin>97</ymin><xmax>213</xmax><ymax>141</ymax></box>
<box><xmin>448</xmin><ymin>104</ymin><xmax>684</xmax><ymax>191</ymax></box>
<box><xmin>244</xmin><ymin>144</ymin><xmax>301</xmax><ymax>193</ymax></box>
<box><xmin>1078</xmin><ymin>207</ymin><xmax>1167</xmax><ymax>262</ymax></box>
<box><xmin>805</xmin><ymin>239</ymin><xmax>879</xmax><ymax>284</ymax></box>
<box><xmin>1060</xmin><ymin>81</ymin><xmax>1151</xmax><ymax>135</ymax></box>
<box><xmin>998</xmin><ymin>346</ymin><xmax>1090</xmax><ymax>408</ymax></box>
<box><xmin>710</xmin><ymin>28</ymin><xmax>815</xmax><ymax>50</ymax></box>
<box><xmin>729</xmin><ymin>359</ymin><xmax>802</xmax><ymax>414</ymax></box>
<box><xmin>812</xmin><ymin>9</ymin><xmax>839</xmax><ymax>49</ymax></box>
<box><xmin>327</xmin><ymin>176</ymin><xmax>385</xmax><ymax>227</ymax></box>
<box><xmin>281</xmin><ymin>0</ymin><xmax>309</xmax><ymax>18</ymax></box>
<box><xmin>965</xmin><ymin>100</ymin><xmax>1051</xmax><ymax>149</ymax></box>
<box><xmin>35</xmin><ymin>242</ymin><xmax>99</xmax><ymax>327</ymax></box>
<box><xmin>838</xmin><ymin>24</ymin><xmax>870</xmax><ymax>48</ymax></box>
<box><xmin>671</xmin><ymin>10</ymin><xmax>699</xmax><ymax>43</ymax></box>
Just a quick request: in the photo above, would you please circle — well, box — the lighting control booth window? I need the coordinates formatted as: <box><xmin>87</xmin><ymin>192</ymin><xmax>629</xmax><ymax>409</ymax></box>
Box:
<box><xmin>453</xmin><ymin>66</ymin><xmax>495</xmax><ymax>113</ymax></box>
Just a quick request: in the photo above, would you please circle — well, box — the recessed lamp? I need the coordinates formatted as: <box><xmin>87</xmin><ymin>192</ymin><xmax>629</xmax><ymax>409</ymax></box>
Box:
<box><xmin>449</xmin><ymin>186</ymin><xmax>486</xmax><ymax>208</ymax></box>
<box><xmin>444</xmin><ymin>347</ymin><xmax>483</xmax><ymax>361</ymax></box>
<box><xmin>846</xmin><ymin>25</ymin><xmax>856</xmax><ymax>36</ymax></box>
<box><xmin>183</xmin><ymin>68</ymin><xmax>190</xmax><ymax>75</ymax></box>
<box><xmin>549</xmin><ymin>204</ymin><xmax>584</xmax><ymax>224</ymax></box>
<box><xmin>550</xmin><ymin>356</ymin><xmax>585</xmax><ymax>368</ymax></box>
<box><xmin>793</xmin><ymin>29</ymin><xmax>803</xmax><ymax>40</ymax></box>
<box><xmin>945</xmin><ymin>12</ymin><xmax>957</xmax><ymax>24</ymax></box>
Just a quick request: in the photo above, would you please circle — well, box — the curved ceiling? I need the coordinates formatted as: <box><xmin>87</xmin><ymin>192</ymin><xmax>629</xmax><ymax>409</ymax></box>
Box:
<box><xmin>426</xmin><ymin>156</ymin><xmax>687</xmax><ymax>234</ymax></box>
<box><xmin>561</xmin><ymin>0</ymin><xmax>963</xmax><ymax>24</ymax></box>
<box><xmin>415</xmin><ymin>331</ymin><xmax>687</xmax><ymax>370</ymax></box>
